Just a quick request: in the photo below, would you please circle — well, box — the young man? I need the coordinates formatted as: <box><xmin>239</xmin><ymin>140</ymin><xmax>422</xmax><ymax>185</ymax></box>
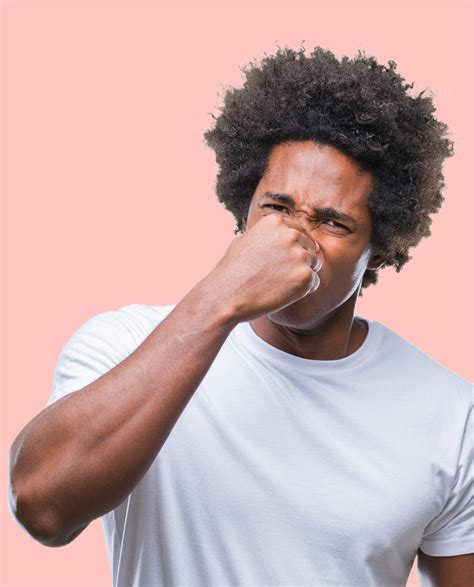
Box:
<box><xmin>9</xmin><ymin>46</ymin><xmax>473</xmax><ymax>586</ymax></box>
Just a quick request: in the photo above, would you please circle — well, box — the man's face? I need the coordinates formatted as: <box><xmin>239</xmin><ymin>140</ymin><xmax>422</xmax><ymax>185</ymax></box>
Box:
<box><xmin>243</xmin><ymin>140</ymin><xmax>381</xmax><ymax>329</ymax></box>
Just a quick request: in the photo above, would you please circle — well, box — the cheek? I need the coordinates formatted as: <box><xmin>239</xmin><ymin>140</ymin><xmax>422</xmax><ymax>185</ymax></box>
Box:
<box><xmin>348</xmin><ymin>248</ymin><xmax>372</xmax><ymax>281</ymax></box>
<box><xmin>320</xmin><ymin>241</ymin><xmax>371</xmax><ymax>282</ymax></box>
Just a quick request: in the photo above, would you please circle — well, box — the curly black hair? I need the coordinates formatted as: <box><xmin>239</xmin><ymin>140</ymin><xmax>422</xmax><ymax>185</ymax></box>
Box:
<box><xmin>203</xmin><ymin>45</ymin><xmax>454</xmax><ymax>293</ymax></box>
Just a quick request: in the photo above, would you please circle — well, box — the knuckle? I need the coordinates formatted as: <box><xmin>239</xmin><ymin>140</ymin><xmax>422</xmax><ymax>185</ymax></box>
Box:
<box><xmin>293</xmin><ymin>248</ymin><xmax>308</xmax><ymax>264</ymax></box>
<box><xmin>286</xmin><ymin>228</ymin><xmax>301</xmax><ymax>243</ymax></box>
<box><xmin>298</xmin><ymin>266</ymin><xmax>313</xmax><ymax>283</ymax></box>
<box><xmin>280</xmin><ymin>232</ymin><xmax>296</xmax><ymax>247</ymax></box>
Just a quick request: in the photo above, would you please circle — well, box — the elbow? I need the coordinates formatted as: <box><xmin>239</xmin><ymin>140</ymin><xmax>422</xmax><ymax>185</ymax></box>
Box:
<box><xmin>8</xmin><ymin>474</ymin><xmax>71</xmax><ymax>548</ymax></box>
<box><xmin>9</xmin><ymin>483</ymin><xmax>62</xmax><ymax>546</ymax></box>
<box><xmin>24</xmin><ymin>516</ymin><xmax>73</xmax><ymax>548</ymax></box>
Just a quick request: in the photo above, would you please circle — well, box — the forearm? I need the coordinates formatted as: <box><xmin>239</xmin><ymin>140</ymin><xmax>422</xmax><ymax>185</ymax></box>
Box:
<box><xmin>9</xmin><ymin>280</ymin><xmax>238</xmax><ymax>546</ymax></box>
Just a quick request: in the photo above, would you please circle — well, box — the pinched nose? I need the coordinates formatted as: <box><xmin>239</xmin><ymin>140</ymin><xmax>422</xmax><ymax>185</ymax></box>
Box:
<box><xmin>295</xmin><ymin>219</ymin><xmax>320</xmax><ymax>254</ymax></box>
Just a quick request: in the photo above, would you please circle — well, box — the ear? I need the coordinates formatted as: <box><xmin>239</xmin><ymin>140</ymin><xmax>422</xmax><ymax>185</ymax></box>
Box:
<box><xmin>367</xmin><ymin>251</ymin><xmax>387</xmax><ymax>271</ymax></box>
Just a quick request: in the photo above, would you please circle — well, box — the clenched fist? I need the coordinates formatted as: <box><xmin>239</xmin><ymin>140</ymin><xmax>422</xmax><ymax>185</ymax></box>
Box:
<box><xmin>203</xmin><ymin>214</ymin><xmax>324</xmax><ymax>323</ymax></box>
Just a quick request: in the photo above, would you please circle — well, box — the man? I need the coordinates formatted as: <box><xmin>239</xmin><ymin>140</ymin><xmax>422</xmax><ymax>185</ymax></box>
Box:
<box><xmin>8</xmin><ymin>46</ymin><xmax>473</xmax><ymax>586</ymax></box>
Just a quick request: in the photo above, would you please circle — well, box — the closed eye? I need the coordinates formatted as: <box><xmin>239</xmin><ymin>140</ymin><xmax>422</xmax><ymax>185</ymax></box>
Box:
<box><xmin>263</xmin><ymin>204</ymin><xmax>289</xmax><ymax>213</ymax></box>
<box><xmin>262</xmin><ymin>204</ymin><xmax>350</xmax><ymax>231</ymax></box>
<box><xmin>325</xmin><ymin>219</ymin><xmax>348</xmax><ymax>229</ymax></box>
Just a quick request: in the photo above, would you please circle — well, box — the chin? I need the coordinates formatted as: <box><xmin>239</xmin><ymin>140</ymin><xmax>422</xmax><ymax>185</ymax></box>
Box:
<box><xmin>267</xmin><ymin>281</ymin><xmax>359</xmax><ymax>330</ymax></box>
<box><xmin>267</xmin><ymin>296</ymin><xmax>328</xmax><ymax>330</ymax></box>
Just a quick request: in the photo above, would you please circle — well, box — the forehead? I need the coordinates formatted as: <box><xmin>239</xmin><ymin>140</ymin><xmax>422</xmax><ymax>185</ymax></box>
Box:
<box><xmin>258</xmin><ymin>141</ymin><xmax>374</xmax><ymax>213</ymax></box>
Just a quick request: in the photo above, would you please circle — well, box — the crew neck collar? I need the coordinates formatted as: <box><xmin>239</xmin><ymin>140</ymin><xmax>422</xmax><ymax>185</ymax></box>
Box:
<box><xmin>232</xmin><ymin>316</ymin><xmax>383</xmax><ymax>373</ymax></box>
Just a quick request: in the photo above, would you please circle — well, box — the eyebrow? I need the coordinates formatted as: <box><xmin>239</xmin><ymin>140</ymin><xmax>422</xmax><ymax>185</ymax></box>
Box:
<box><xmin>261</xmin><ymin>192</ymin><xmax>358</xmax><ymax>225</ymax></box>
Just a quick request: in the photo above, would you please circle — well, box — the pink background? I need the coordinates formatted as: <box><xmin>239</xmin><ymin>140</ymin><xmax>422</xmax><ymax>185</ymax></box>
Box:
<box><xmin>2</xmin><ymin>0</ymin><xmax>472</xmax><ymax>586</ymax></box>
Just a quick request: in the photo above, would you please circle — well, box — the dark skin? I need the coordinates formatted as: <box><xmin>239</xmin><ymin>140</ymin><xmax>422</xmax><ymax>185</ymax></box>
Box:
<box><xmin>417</xmin><ymin>549</ymin><xmax>474</xmax><ymax>586</ymax></box>
<box><xmin>243</xmin><ymin>140</ymin><xmax>385</xmax><ymax>361</ymax></box>
<box><xmin>243</xmin><ymin>141</ymin><xmax>474</xmax><ymax>584</ymax></box>
<box><xmin>8</xmin><ymin>137</ymin><xmax>472</xmax><ymax>582</ymax></box>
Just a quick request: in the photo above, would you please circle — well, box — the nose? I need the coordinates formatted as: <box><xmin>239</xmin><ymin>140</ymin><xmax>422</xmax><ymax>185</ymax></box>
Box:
<box><xmin>294</xmin><ymin>212</ymin><xmax>320</xmax><ymax>251</ymax></box>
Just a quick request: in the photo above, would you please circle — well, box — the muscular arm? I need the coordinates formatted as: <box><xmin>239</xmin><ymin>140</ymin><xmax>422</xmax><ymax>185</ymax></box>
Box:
<box><xmin>417</xmin><ymin>548</ymin><xmax>474</xmax><ymax>587</ymax></box>
<box><xmin>8</xmin><ymin>280</ymin><xmax>238</xmax><ymax>547</ymax></box>
<box><xmin>8</xmin><ymin>214</ymin><xmax>325</xmax><ymax>547</ymax></box>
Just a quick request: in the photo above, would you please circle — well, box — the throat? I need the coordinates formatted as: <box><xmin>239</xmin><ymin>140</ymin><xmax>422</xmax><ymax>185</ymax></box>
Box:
<box><xmin>249</xmin><ymin>316</ymin><xmax>368</xmax><ymax>361</ymax></box>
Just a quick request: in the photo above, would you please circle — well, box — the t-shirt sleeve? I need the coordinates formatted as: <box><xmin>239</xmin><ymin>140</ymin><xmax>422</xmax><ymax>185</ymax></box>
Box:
<box><xmin>46</xmin><ymin>307</ymin><xmax>140</xmax><ymax>407</ymax></box>
<box><xmin>419</xmin><ymin>386</ymin><xmax>474</xmax><ymax>556</ymax></box>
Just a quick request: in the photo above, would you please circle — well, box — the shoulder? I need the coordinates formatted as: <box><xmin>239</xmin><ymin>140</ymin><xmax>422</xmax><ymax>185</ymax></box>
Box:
<box><xmin>47</xmin><ymin>303</ymin><xmax>178</xmax><ymax>406</ymax></box>
<box><xmin>371</xmin><ymin>320</ymin><xmax>472</xmax><ymax>405</ymax></box>
<box><xmin>111</xmin><ymin>303</ymin><xmax>177</xmax><ymax>343</ymax></box>
<box><xmin>60</xmin><ymin>303</ymin><xmax>176</xmax><ymax>350</ymax></box>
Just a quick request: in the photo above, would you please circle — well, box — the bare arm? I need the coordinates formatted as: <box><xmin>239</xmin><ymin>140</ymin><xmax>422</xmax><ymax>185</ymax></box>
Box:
<box><xmin>417</xmin><ymin>549</ymin><xmax>474</xmax><ymax>586</ymax></box>
<box><xmin>8</xmin><ymin>214</ymin><xmax>321</xmax><ymax>548</ymax></box>
<box><xmin>8</xmin><ymin>282</ymin><xmax>238</xmax><ymax>547</ymax></box>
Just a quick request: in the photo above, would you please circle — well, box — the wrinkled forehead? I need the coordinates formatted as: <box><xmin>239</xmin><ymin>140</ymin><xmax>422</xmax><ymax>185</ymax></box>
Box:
<box><xmin>259</xmin><ymin>141</ymin><xmax>375</xmax><ymax>211</ymax></box>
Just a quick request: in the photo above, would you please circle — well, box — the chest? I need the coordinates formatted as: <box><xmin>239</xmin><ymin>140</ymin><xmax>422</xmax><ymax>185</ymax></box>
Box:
<box><xmin>155</xmin><ymin>382</ymin><xmax>437</xmax><ymax>560</ymax></box>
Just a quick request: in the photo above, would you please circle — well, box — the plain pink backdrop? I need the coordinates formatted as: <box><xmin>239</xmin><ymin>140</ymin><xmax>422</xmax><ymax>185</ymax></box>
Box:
<box><xmin>2</xmin><ymin>1</ymin><xmax>473</xmax><ymax>586</ymax></box>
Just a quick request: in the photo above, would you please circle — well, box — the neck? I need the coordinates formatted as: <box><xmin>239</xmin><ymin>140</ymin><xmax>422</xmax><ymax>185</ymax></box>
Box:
<box><xmin>248</xmin><ymin>290</ymin><xmax>367</xmax><ymax>361</ymax></box>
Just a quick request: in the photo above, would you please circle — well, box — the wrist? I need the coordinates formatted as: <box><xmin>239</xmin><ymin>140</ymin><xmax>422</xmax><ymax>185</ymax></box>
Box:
<box><xmin>186</xmin><ymin>276</ymin><xmax>242</xmax><ymax>331</ymax></box>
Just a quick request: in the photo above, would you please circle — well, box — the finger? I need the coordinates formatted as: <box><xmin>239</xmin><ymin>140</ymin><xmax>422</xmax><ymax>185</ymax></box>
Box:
<box><xmin>278</xmin><ymin>217</ymin><xmax>320</xmax><ymax>256</ymax></box>
<box><xmin>306</xmin><ymin>270</ymin><xmax>321</xmax><ymax>295</ymax></box>
<box><xmin>279</xmin><ymin>217</ymin><xmax>317</xmax><ymax>245</ymax></box>
<box><xmin>285</xmin><ymin>225</ymin><xmax>319</xmax><ymax>254</ymax></box>
<box><xmin>298</xmin><ymin>232</ymin><xmax>320</xmax><ymax>254</ymax></box>
<box><xmin>304</xmin><ymin>251</ymin><xmax>323</xmax><ymax>272</ymax></box>
<box><xmin>311</xmin><ymin>256</ymin><xmax>323</xmax><ymax>273</ymax></box>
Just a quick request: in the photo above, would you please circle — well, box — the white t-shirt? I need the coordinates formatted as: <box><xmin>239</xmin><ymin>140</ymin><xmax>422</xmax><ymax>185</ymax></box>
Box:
<box><xmin>46</xmin><ymin>303</ymin><xmax>473</xmax><ymax>587</ymax></box>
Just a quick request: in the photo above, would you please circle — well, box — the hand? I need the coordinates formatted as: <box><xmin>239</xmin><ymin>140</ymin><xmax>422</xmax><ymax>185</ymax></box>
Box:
<box><xmin>204</xmin><ymin>214</ymin><xmax>324</xmax><ymax>323</ymax></box>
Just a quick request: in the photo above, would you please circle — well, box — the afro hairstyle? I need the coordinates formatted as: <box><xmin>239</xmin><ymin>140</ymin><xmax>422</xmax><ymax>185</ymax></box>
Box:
<box><xmin>203</xmin><ymin>45</ymin><xmax>454</xmax><ymax>293</ymax></box>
